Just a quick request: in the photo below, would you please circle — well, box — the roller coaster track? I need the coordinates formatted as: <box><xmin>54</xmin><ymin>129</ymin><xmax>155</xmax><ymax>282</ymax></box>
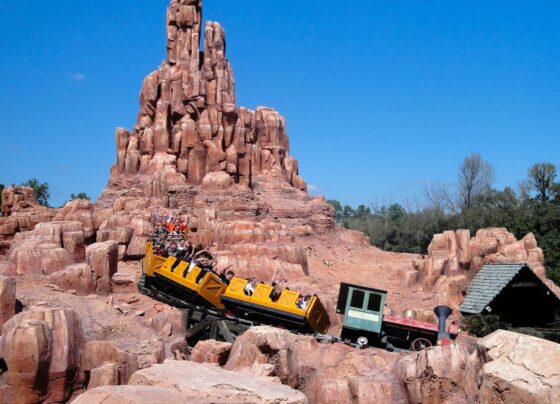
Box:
<box><xmin>138</xmin><ymin>274</ymin><xmax>264</xmax><ymax>344</ymax></box>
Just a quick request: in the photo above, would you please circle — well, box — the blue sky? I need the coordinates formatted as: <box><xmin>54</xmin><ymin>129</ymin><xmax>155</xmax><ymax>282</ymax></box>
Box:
<box><xmin>0</xmin><ymin>1</ymin><xmax>559</xmax><ymax>207</ymax></box>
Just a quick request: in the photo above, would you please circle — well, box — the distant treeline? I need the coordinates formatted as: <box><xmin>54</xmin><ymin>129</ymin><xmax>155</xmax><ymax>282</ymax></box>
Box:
<box><xmin>328</xmin><ymin>154</ymin><xmax>560</xmax><ymax>285</ymax></box>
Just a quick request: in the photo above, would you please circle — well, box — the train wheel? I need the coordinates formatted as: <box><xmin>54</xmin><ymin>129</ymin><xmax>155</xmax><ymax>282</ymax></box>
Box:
<box><xmin>411</xmin><ymin>338</ymin><xmax>432</xmax><ymax>351</ymax></box>
<box><xmin>357</xmin><ymin>336</ymin><xmax>369</xmax><ymax>348</ymax></box>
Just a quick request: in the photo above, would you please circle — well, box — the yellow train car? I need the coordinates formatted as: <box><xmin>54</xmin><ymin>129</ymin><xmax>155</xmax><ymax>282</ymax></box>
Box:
<box><xmin>221</xmin><ymin>277</ymin><xmax>331</xmax><ymax>334</ymax></box>
<box><xmin>142</xmin><ymin>242</ymin><xmax>226</xmax><ymax>309</ymax></box>
<box><xmin>141</xmin><ymin>243</ymin><xmax>330</xmax><ymax>335</ymax></box>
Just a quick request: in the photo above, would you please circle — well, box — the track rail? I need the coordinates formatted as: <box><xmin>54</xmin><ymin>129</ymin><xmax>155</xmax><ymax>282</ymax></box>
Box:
<box><xmin>139</xmin><ymin>274</ymin><xmax>256</xmax><ymax>344</ymax></box>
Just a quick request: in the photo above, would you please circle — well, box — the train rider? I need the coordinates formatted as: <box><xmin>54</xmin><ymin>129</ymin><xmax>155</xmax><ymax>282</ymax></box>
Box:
<box><xmin>297</xmin><ymin>295</ymin><xmax>311</xmax><ymax>310</ymax></box>
<box><xmin>244</xmin><ymin>277</ymin><xmax>257</xmax><ymax>296</ymax></box>
<box><xmin>170</xmin><ymin>241</ymin><xmax>190</xmax><ymax>271</ymax></box>
<box><xmin>270</xmin><ymin>278</ymin><xmax>287</xmax><ymax>302</ymax></box>
<box><xmin>219</xmin><ymin>266</ymin><xmax>235</xmax><ymax>285</ymax></box>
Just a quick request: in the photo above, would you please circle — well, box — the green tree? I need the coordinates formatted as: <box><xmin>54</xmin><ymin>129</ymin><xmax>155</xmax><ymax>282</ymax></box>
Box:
<box><xmin>70</xmin><ymin>192</ymin><xmax>91</xmax><ymax>201</ymax></box>
<box><xmin>0</xmin><ymin>183</ymin><xmax>4</xmax><ymax>208</ymax></box>
<box><xmin>342</xmin><ymin>205</ymin><xmax>354</xmax><ymax>221</ymax></box>
<box><xmin>21</xmin><ymin>178</ymin><xmax>50</xmax><ymax>206</ymax></box>
<box><xmin>387</xmin><ymin>203</ymin><xmax>406</xmax><ymax>221</ymax></box>
<box><xmin>355</xmin><ymin>204</ymin><xmax>371</xmax><ymax>218</ymax></box>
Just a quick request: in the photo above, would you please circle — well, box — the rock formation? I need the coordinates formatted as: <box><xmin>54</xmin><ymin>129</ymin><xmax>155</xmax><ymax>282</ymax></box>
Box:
<box><xmin>88</xmin><ymin>0</ymin><xmax>335</xmax><ymax>286</ymax></box>
<box><xmin>406</xmin><ymin>228</ymin><xmax>550</xmax><ymax>308</ymax></box>
<box><xmin>224</xmin><ymin>326</ymin><xmax>408</xmax><ymax>403</ymax></box>
<box><xmin>54</xmin><ymin>199</ymin><xmax>96</xmax><ymax>241</ymax></box>
<box><xmin>114</xmin><ymin>0</ymin><xmax>306</xmax><ymax>191</ymax></box>
<box><xmin>0</xmin><ymin>276</ymin><xmax>16</xmax><ymax>330</ymax></box>
<box><xmin>191</xmin><ymin>339</ymin><xmax>232</xmax><ymax>365</ymax></box>
<box><xmin>0</xmin><ymin>307</ymin><xmax>85</xmax><ymax>403</ymax></box>
<box><xmin>196</xmin><ymin>326</ymin><xmax>560</xmax><ymax>404</ymax></box>
<box><xmin>0</xmin><ymin>221</ymin><xmax>85</xmax><ymax>277</ymax></box>
<box><xmin>82</xmin><ymin>360</ymin><xmax>309</xmax><ymax>404</ymax></box>
<box><xmin>0</xmin><ymin>186</ymin><xmax>56</xmax><ymax>247</ymax></box>
<box><xmin>477</xmin><ymin>330</ymin><xmax>560</xmax><ymax>403</ymax></box>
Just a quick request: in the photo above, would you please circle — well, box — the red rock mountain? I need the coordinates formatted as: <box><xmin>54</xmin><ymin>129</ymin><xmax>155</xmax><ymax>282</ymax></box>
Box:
<box><xmin>1</xmin><ymin>1</ymin><xmax>559</xmax><ymax>403</ymax></box>
<box><xmin>93</xmin><ymin>0</ymin><xmax>335</xmax><ymax>285</ymax></box>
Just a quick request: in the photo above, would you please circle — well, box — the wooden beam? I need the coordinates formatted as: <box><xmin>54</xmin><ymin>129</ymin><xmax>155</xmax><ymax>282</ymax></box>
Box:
<box><xmin>217</xmin><ymin>320</ymin><xmax>236</xmax><ymax>343</ymax></box>
<box><xmin>185</xmin><ymin>318</ymin><xmax>212</xmax><ymax>338</ymax></box>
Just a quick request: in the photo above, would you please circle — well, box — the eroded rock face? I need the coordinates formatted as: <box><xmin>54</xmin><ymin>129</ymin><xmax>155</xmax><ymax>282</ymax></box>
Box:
<box><xmin>86</xmin><ymin>241</ymin><xmax>118</xmax><ymax>294</ymax></box>
<box><xmin>114</xmin><ymin>0</ymin><xmax>305</xmax><ymax>191</ymax></box>
<box><xmin>224</xmin><ymin>326</ymin><xmax>407</xmax><ymax>403</ymax></box>
<box><xmin>81</xmin><ymin>341</ymin><xmax>139</xmax><ymax>386</ymax></box>
<box><xmin>1</xmin><ymin>186</ymin><xmax>39</xmax><ymax>217</ymax></box>
<box><xmin>408</xmin><ymin>228</ymin><xmax>551</xmax><ymax>308</ymax></box>
<box><xmin>478</xmin><ymin>330</ymin><xmax>560</xmax><ymax>403</ymax></box>
<box><xmin>0</xmin><ymin>186</ymin><xmax>56</xmax><ymax>242</ymax></box>
<box><xmin>396</xmin><ymin>341</ymin><xmax>484</xmax><ymax>403</ymax></box>
<box><xmin>55</xmin><ymin>199</ymin><xmax>96</xmax><ymax>240</ymax></box>
<box><xmin>127</xmin><ymin>360</ymin><xmax>308</xmax><ymax>403</ymax></box>
<box><xmin>0</xmin><ymin>221</ymin><xmax>85</xmax><ymax>277</ymax></box>
<box><xmin>0</xmin><ymin>276</ymin><xmax>16</xmax><ymax>330</ymax></box>
<box><xmin>0</xmin><ymin>307</ymin><xmax>85</xmax><ymax>403</ymax></box>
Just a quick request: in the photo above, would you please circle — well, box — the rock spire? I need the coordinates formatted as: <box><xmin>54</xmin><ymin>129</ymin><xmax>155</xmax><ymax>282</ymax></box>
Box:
<box><xmin>114</xmin><ymin>0</ymin><xmax>306</xmax><ymax>191</ymax></box>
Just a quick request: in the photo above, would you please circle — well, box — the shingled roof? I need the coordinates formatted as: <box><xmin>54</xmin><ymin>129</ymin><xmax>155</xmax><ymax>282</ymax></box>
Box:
<box><xmin>460</xmin><ymin>264</ymin><xmax>527</xmax><ymax>314</ymax></box>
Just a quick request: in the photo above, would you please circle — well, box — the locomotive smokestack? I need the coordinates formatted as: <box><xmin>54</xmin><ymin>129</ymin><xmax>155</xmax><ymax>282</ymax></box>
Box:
<box><xmin>434</xmin><ymin>305</ymin><xmax>452</xmax><ymax>345</ymax></box>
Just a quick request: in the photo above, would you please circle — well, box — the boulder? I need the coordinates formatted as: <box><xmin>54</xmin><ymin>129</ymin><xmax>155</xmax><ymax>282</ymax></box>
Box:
<box><xmin>0</xmin><ymin>307</ymin><xmax>85</xmax><ymax>403</ymax></box>
<box><xmin>49</xmin><ymin>264</ymin><xmax>95</xmax><ymax>295</ymax></box>
<box><xmin>395</xmin><ymin>342</ymin><xmax>484</xmax><ymax>403</ymax></box>
<box><xmin>81</xmin><ymin>341</ymin><xmax>139</xmax><ymax>385</ymax></box>
<box><xmin>128</xmin><ymin>360</ymin><xmax>308</xmax><ymax>403</ymax></box>
<box><xmin>86</xmin><ymin>241</ymin><xmax>118</xmax><ymax>294</ymax></box>
<box><xmin>111</xmin><ymin>272</ymin><xmax>137</xmax><ymax>294</ymax></box>
<box><xmin>201</xmin><ymin>171</ymin><xmax>233</xmax><ymax>190</ymax></box>
<box><xmin>126</xmin><ymin>236</ymin><xmax>146</xmax><ymax>258</ymax></box>
<box><xmin>191</xmin><ymin>339</ymin><xmax>232</xmax><ymax>365</ymax></box>
<box><xmin>72</xmin><ymin>386</ymin><xmax>197</xmax><ymax>404</ymax></box>
<box><xmin>149</xmin><ymin>308</ymin><xmax>185</xmax><ymax>340</ymax></box>
<box><xmin>478</xmin><ymin>330</ymin><xmax>560</xmax><ymax>403</ymax></box>
<box><xmin>0</xmin><ymin>319</ymin><xmax>52</xmax><ymax>403</ymax></box>
<box><xmin>62</xmin><ymin>230</ymin><xmax>86</xmax><ymax>262</ymax></box>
